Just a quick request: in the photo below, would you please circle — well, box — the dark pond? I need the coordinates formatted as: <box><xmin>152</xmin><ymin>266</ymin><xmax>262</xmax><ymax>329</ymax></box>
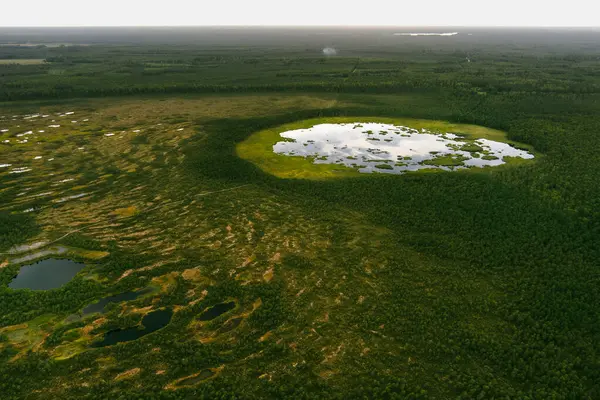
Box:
<box><xmin>93</xmin><ymin>309</ymin><xmax>173</xmax><ymax>347</ymax></box>
<box><xmin>198</xmin><ymin>301</ymin><xmax>236</xmax><ymax>321</ymax></box>
<box><xmin>8</xmin><ymin>258</ymin><xmax>86</xmax><ymax>290</ymax></box>
<box><xmin>178</xmin><ymin>370</ymin><xmax>215</xmax><ymax>386</ymax></box>
<box><xmin>82</xmin><ymin>287</ymin><xmax>153</xmax><ymax>315</ymax></box>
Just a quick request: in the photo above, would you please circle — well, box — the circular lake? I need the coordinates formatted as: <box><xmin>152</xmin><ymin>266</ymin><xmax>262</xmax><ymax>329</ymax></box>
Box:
<box><xmin>9</xmin><ymin>258</ymin><xmax>86</xmax><ymax>290</ymax></box>
<box><xmin>237</xmin><ymin>118</ymin><xmax>536</xmax><ymax>179</ymax></box>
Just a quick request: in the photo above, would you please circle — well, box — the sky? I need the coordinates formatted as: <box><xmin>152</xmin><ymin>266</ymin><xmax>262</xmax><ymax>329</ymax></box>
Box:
<box><xmin>1</xmin><ymin>0</ymin><xmax>598</xmax><ymax>27</ymax></box>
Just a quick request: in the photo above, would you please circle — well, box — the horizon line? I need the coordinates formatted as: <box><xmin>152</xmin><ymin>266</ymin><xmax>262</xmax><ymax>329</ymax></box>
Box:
<box><xmin>1</xmin><ymin>25</ymin><xmax>599</xmax><ymax>29</ymax></box>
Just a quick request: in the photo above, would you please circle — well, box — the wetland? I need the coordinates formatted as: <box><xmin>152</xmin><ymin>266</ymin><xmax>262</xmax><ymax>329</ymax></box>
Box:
<box><xmin>0</xmin><ymin>27</ymin><xmax>598</xmax><ymax>400</ymax></box>
<box><xmin>82</xmin><ymin>287</ymin><xmax>153</xmax><ymax>315</ymax></box>
<box><xmin>92</xmin><ymin>309</ymin><xmax>173</xmax><ymax>347</ymax></box>
<box><xmin>238</xmin><ymin>117</ymin><xmax>536</xmax><ymax>179</ymax></box>
<box><xmin>273</xmin><ymin>122</ymin><xmax>534</xmax><ymax>174</ymax></box>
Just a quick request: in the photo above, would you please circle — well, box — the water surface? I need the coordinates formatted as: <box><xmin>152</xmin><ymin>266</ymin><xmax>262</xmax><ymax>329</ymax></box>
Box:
<box><xmin>9</xmin><ymin>258</ymin><xmax>85</xmax><ymax>290</ymax></box>
<box><xmin>198</xmin><ymin>301</ymin><xmax>236</xmax><ymax>321</ymax></box>
<box><xmin>274</xmin><ymin>122</ymin><xmax>534</xmax><ymax>174</ymax></box>
<box><xmin>93</xmin><ymin>309</ymin><xmax>173</xmax><ymax>347</ymax></box>
<box><xmin>82</xmin><ymin>287</ymin><xmax>153</xmax><ymax>315</ymax></box>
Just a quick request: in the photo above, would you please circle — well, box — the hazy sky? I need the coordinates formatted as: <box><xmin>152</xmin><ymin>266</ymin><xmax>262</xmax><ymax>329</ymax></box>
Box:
<box><xmin>1</xmin><ymin>0</ymin><xmax>597</xmax><ymax>27</ymax></box>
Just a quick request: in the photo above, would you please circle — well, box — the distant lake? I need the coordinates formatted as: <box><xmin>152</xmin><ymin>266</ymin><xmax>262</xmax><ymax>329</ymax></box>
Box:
<box><xmin>9</xmin><ymin>258</ymin><xmax>86</xmax><ymax>290</ymax></box>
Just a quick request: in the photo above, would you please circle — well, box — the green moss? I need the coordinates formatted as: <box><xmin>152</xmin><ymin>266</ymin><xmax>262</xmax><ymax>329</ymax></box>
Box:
<box><xmin>375</xmin><ymin>164</ymin><xmax>394</xmax><ymax>170</ymax></box>
<box><xmin>482</xmin><ymin>155</ymin><xmax>499</xmax><ymax>160</ymax></box>
<box><xmin>459</xmin><ymin>143</ymin><xmax>484</xmax><ymax>153</ymax></box>
<box><xmin>423</xmin><ymin>154</ymin><xmax>469</xmax><ymax>167</ymax></box>
<box><xmin>502</xmin><ymin>156</ymin><xmax>532</xmax><ymax>165</ymax></box>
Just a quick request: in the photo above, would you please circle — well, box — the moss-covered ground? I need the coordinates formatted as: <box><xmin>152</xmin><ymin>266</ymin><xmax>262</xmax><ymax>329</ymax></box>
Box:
<box><xmin>0</xmin><ymin>91</ymin><xmax>598</xmax><ymax>399</ymax></box>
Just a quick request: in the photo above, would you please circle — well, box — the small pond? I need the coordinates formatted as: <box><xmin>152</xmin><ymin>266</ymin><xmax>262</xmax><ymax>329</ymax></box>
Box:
<box><xmin>9</xmin><ymin>258</ymin><xmax>86</xmax><ymax>290</ymax></box>
<box><xmin>93</xmin><ymin>309</ymin><xmax>173</xmax><ymax>347</ymax></box>
<box><xmin>198</xmin><ymin>301</ymin><xmax>236</xmax><ymax>321</ymax></box>
<box><xmin>82</xmin><ymin>287</ymin><xmax>153</xmax><ymax>315</ymax></box>
<box><xmin>273</xmin><ymin>122</ymin><xmax>534</xmax><ymax>174</ymax></box>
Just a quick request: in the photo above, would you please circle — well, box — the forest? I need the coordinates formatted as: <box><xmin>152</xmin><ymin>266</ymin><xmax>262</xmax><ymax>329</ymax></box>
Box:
<box><xmin>2</xmin><ymin>27</ymin><xmax>600</xmax><ymax>101</ymax></box>
<box><xmin>0</xmin><ymin>27</ymin><xmax>599</xmax><ymax>399</ymax></box>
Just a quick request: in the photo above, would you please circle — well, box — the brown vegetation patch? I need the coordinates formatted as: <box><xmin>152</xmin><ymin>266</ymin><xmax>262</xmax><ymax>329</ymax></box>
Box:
<box><xmin>319</xmin><ymin>369</ymin><xmax>338</xmax><ymax>379</ymax></box>
<box><xmin>270</xmin><ymin>252</ymin><xmax>281</xmax><ymax>263</ymax></box>
<box><xmin>112</xmin><ymin>206</ymin><xmax>138</xmax><ymax>218</ymax></box>
<box><xmin>79</xmin><ymin>250</ymin><xmax>110</xmax><ymax>260</ymax></box>
<box><xmin>259</xmin><ymin>331</ymin><xmax>273</xmax><ymax>342</ymax></box>
<box><xmin>115</xmin><ymin>368</ymin><xmax>141</xmax><ymax>381</ymax></box>
<box><xmin>263</xmin><ymin>267</ymin><xmax>274</xmax><ymax>282</ymax></box>
<box><xmin>165</xmin><ymin>365</ymin><xmax>224</xmax><ymax>390</ymax></box>
<box><xmin>252</xmin><ymin>298</ymin><xmax>262</xmax><ymax>310</ymax></box>
<box><xmin>126</xmin><ymin>306</ymin><xmax>153</xmax><ymax>315</ymax></box>
<box><xmin>82</xmin><ymin>317</ymin><xmax>107</xmax><ymax>335</ymax></box>
<box><xmin>182</xmin><ymin>267</ymin><xmax>203</xmax><ymax>282</ymax></box>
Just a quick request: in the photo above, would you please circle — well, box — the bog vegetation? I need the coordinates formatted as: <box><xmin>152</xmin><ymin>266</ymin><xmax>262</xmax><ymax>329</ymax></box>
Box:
<box><xmin>0</xmin><ymin>28</ymin><xmax>599</xmax><ymax>399</ymax></box>
<box><xmin>237</xmin><ymin>117</ymin><xmax>535</xmax><ymax>179</ymax></box>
